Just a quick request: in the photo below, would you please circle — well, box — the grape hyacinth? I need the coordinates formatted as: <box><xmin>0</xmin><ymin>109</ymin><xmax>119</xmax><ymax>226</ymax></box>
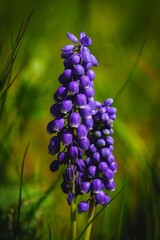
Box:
<box><xmin>47</xmin><ymin>32</ymin><xmax>117</xmax><ymax>218</ymax></box>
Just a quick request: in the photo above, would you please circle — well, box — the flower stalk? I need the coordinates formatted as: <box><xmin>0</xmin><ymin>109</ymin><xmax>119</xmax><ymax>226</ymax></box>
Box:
<box><xmin>71</xmin><ymin>197</ymin><xmax>77</xmax><ymax>240</ymax></box>
<box><xmin>83</xmin><ymin>198</ymin><xmax>95</xmax><ymax>240</ymax></box>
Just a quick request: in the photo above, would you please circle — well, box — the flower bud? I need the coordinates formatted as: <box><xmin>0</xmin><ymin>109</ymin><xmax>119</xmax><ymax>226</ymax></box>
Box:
<box><xmin>91</xmin><ymin>179</ymin><xmax>103</xmax><ymax>193</ymax></box>
<box><xmin>76</xmin><ymin>94</ymin><xmax>87</xmax><ymax>108</ymax></box>
<box><xmin>76</xmin><ymin>124</ymin><xmax>88</xmax><ymax>140</ymax></box>
<box><xmin>50</xmin><ymin>160</ymin><xmax>59</xmax><ymax>172</ymax></box>
<box><xmin>61</xmin><ymin>130</ymin><xmax>73</xmax><ymax>146</ymax></box>
<box><xmin>80</xmin><ymin>181</ymin><xmax>91</xmax><ymax>194</ymax></box>
<box><xmin>86</xmin><ymin>69</ymin><xmax>95</xmax><ymax>80</ymax></box>
<box><xmin>76</xmin><ymin>159</ymin><xmax>85</xmax><ymax>171</ymax></box>
<box><xmin>67</xmin><ymin>192</ymin><xmax>74</xmax><ymax>205</ymax></box>
<box><xmin>73</xmin><ymin>64</ymin><xmax>84</xmax><ymax>76</ymax></box>
<box><xmin>69</xmin><ymin>112</ymin><xmax>81</xmax><ymax>128</ymax></box>
<box><xmin>61</xmin><ymin>44</ymin><xmax>75</xmax><ymax>52</ymax></box>
<box><xmin>67</xmin><ymin>32</ymin><xmax>79</xmax><ymax>43</ymax></box>
<box><xmin>87</xmin><ymin>165</ymin><xmax>97</xmax><ymax>178</ymax></box>
<box><xmin>77</xmin><ymin>201</ymin><xmax>89</xmax><ymax>213</ymax></box>
<box><xmin>68</xmin><ymin>81</ymin><xmax>79</xmax><ymax>95</ymax></box>
<box><xmin>98</xmin><ymin>161</ymin><xmax>108</xmax><ymax>174</ymax></box>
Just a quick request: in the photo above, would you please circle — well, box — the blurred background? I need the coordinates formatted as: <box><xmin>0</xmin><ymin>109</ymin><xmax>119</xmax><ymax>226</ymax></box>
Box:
<box><xmin>0</xmin><ymin>0</ymin><xmax>160</xmax><ymax>239</ymax></box>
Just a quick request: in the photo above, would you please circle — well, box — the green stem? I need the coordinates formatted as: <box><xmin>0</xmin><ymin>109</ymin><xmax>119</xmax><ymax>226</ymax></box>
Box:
<box><xmin>83</xmin><ymin>198</ymin><xmax>95</xmax><ymax>240</ymax></box>
<box><xmin>71</xmin><ymin>197</ymin><xmax>77</xmax><ymax>240</ymax></box>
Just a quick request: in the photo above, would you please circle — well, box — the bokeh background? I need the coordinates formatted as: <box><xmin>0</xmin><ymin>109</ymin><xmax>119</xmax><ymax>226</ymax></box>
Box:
<box><xmin>0</xmin><ymin>0</ymin><xmax>160</xmax><ymax>239</ymax></box>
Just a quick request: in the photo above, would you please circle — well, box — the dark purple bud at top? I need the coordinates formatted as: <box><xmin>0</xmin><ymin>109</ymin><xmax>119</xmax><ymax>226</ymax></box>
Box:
<box><xmin>81</xmin><ymin>36</ymin><xmax>92</xmax><ymax>46</ymax></box>
<box><xmin>50</xmin><ymin>160</ymin><xmax>59</xmax><ymax>172</ymax></box>
<box><xmin>98</xmin><ymin>161</ymin><xmax>108</xmax><ymax>174</ymax></box>
<box><xmin>104</xmin><ymin>98</ymin><xmax>114</xmax><ymax>107</ymax></box>
<box><xmin>78</xmin><ymin>138</ymin><xmax>90</xmax><ymax>150</ymax></box>
<box><xmin>86</xmin><ymin>69</ymin><xmax>95</xmax><ymax>81</ymax></box>
<box><xmin>76</xmin><ymin>94</ymin><xmax>87</xmax><ymax>108</ymax></box>
<box><xmin>90</xmin><ymin>54</ymin><xmax>98</xmax><ymax>66</ymax></box>
<box><xmin>70</xmin><ymin>54</ymin><xmax>80</xmax><ymax>64</ymax></box>
<box><xmin>68</xmin><ymin>81</ymin><xmax>79</xmax><ymax>95</ymax></box>
<box><xmin>69</xmin><ymin>145</ymin><xmax>79</xmax><ymax>158</ymax></box>
<box><xmin>77</xmin><ymin>201</ymin><xmax>89</xmax><ymax>213</ymax></box>
<box><xmin>82</xmin><ymin>117</ymin><xmax>94</xmax><ymax>130</ymax></box>
<box><xmin>73</xmin><ymin>64</ymin><xmax>84</xmax><ymax>76</ymax></box>
<box><xmin>80</xmin><ymin>75</ymin><xmax>91</xmax><ymax>88</ymax></box>
<box><xmin>67</xmin><ymin>192</ymin><xmax>74</xmax><ymax>205</ymax></box>
<box><xmin>61</xmin><ymin>130</ymin><xmax>73</xmax><ymax>146</ymax></box>
<box><xmin>83</xmin><ymin>86</ymin><xmax>94</xmax><ymax>99</ymax></box>
<box><xmin>76</xmin><ymin>124</ymin><xmax>88</xmax><ymax>139</ymax></box>
<box><xmin>76</xmin><ymin>159</ymin><xmax>85</xmax><ymax>171</ymax></box>
<box><xmin>50</xmin><ymin>103</ymin><xmax>61</xmax><ymax>117</ymax></box>
<box><xmin>61</xmin><ymin>99</ymin><xmax>72</xmax><ymax>114</ymax></box>
<box><xmin>80</xmin><ymin>181</ymin><xmax>91</xmax><ymax>194</ymax></box>
<box><xmin>67</xmin><ymin>32</ymin><xmax>79</xmax><ymax>43</ymax></box>
<box><xmin>104</xmin><ymin>179</ymin><xmax>116</xmax><ymax>191</ymax></box>
<box><xmin>100</xmin><ymin>147</ymin><xmax>110</xmax><ymax>158</ymax></box>
<box><xmin>61</xmin><ymin>44</ymin><xmax>75</xmax><ymax>52</ymax></box>
<box><xmin>95</xmin><ymin>190</ymin><xmax>110</xmax><ymax>206</ymax></box>
<box><xmin>97</xmin><ymin>139</ymin><xmax>106</xmax><ymax>148</ymax></box>
<box><xmin>109</xmin><ymin>161</ymin><xmax>118</xmax><ymax>172</ymax></box>
<box><xmin>80</xmin><ymin>104</ymin><xmax>92</xmax><ymax>119</ymax></box>
<box><xmin>69</xmin><ymin>112</ymin><xmax>81</xmax><ymax>128</ymax></box>
<box><xmin>91</xmin><ymin>179</ymin><xmax>103</xmax><ymax>193</ymax></box>
<box><xmin>87</xmin><ymin>165</ymin><xmax>97</xmax><ymax>178</ymax></box>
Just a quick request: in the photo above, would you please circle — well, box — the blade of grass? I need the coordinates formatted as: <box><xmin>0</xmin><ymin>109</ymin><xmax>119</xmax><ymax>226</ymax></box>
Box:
<box><xmin>0</xmin><ymin>10</ymin><xmax>33</xmax><ymax>91</ymax></box>
<box><xmin>16</xmin><ymin>142</ymin><xmax>30</xmax><ymax>240</ymax></box>
<box><xmin>77</xmin><ymin>182</ymin><xmax>128</xmax><ymax>240</ymax></box>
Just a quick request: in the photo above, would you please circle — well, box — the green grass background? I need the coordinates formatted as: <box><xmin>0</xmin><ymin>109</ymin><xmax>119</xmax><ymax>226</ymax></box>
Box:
<box><xmin>0</xmin><ymin>0</ymin><xmax>160</xmax><ymax>239</ymax></box>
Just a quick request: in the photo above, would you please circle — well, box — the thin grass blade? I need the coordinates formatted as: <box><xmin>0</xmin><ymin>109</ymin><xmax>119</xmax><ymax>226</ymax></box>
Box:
<box><xmin>16</xmin><ymin>142</ymin><xmax>30</xmax><ymax>239</ymax></box>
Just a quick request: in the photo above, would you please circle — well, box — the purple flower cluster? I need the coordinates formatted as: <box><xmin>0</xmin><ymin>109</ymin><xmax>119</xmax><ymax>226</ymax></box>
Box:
<box><xmin>47</xmin><ymin>32</ymin><xmax>117</xmax><ymax>213</ymax></box>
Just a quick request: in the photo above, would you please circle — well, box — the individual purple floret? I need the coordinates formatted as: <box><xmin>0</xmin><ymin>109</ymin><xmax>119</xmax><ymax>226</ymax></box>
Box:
<box><xmin>47</xmin><ymin>32</ymin><xmax>117</xmax><ymax>213</ymax></box>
